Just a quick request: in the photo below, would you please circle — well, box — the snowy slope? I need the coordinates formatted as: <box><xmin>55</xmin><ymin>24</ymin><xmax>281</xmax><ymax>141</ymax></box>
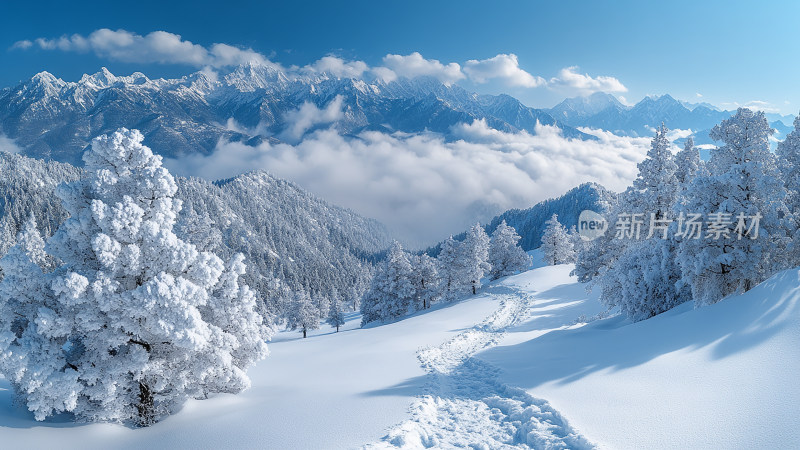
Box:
<box><xmin>0</xmin><ymin>295</ymin><xmax>498</xmax><ymax>449</ymax></box>
<box><xmin>2</xmin><ymin>256</ymin><xmax>798</xmax><ymax>448</ymax></box>
<box><xmin>480</xmin><ymin>266</ymin><xmax>800</xmax><ymax>449</ymax></box>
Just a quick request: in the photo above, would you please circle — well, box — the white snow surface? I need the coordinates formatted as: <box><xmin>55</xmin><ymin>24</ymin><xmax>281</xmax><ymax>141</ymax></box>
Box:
<box><xmin>2</xmin><ymin>253</ymin><xmax>800</xmax><ymax>448</ymax></box>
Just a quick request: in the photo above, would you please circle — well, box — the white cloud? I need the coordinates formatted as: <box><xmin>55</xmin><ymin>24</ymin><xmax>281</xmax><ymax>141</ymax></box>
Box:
<box><xmin>720</xmin><ymin>100</ymin><xmax>782</xmax><ymax>114</ymax></box>
<box><xmin>463</xmin><ymin>53</ymin><xmax>545</xmax><ymax>88</ymax></box>
<box><xmin>371</xmin><ymin>66</ymin><xmax>398</xmax><ymax>83</ymax></box>
<box><xmin>549</xmin><ymin>66</ymin><xmax>627</xmax><ymax>95</ymax></box>
<box><xmin>696</xmin><ymin>93</ymin><xmax>703</xmax><ymax>98</ymax></box>
<box><xmin>165</xmin><ymin>120</ymin><xmax>651</xmax><ymax>245</ymax></box>
<box><xmin>0</xmin><ymin>134</ymin><xmax>22</xmax><ymax>154</ymax></box>
<box><xmin>14</xmin><ymin>29</ymin><xmax>273</xmax><ymax>68</ymax></box>
<box><xmin>279</xmin><ymin>95</ymin><xmax>345</xmax><ymax>142</ymax></box>
<box><xmin>11</xmin><ymin>40</ymin><xmax>33</xmax><ymax>50</ymax></box>
<box><xmin>304</xmin><ymin>56</ymin><xmax>368</xmax><ymax>78</ymax></box>
<box><xmin>380</xmin><ymin>52</ymin><xmax>465</xmax><ymax>84</ymax></box>
<box><xmin>743</xmin><ymin>100</ymin><xmax>781</xmax><ymax>114</ymax></box>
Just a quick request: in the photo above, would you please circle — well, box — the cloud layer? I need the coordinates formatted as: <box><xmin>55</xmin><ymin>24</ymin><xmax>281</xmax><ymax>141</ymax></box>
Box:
<box><xmin>165</xmin><ymin>119</ymin><xmax>651</xmax><ymax>245</ymax></box>
<box><xmin>14</xmin><ymin>29</ymin><xmax>272</xmax><ymax>68</ymax></box>
<box><xmin>0</xmin><ymin>134</ymin><xmax>22</xmax><ymax>154</ymax></box>
<box><xmin>13</xmin><ymin>29</ymin><xmax>628</xmax><ymax>96</ymax></box>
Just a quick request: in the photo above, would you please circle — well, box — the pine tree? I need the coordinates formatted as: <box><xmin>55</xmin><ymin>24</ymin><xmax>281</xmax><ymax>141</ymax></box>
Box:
<box><xmin>288</xmin><ymin>289</ymin><xmax>320</xmax><ymax>338</ymax></box>
<box><xmin>608</xmin><ymin>124</ymin><xmax>687</xmax><ymax>320</ymax></box>
<box><xmin>436</xmin><ymin>236</ymin><xmax>461</xmax><ymax>301</ymax></box>
<box><xmin>677</xmin><ymin>109</ymin><xmax>790</xmax><ymax>305</ymax></box>
<box><xmin>630</xmin><ymin>123</ymin><xmax>678</xmax><ymax>217</ymax></box>
<box><xmin>360</xmin><ymin>242</ymin><xmax>415</xmax><ymax>325</ymax></box>
<box><xmin>0</xmin><ymin>225</ymin><xmax>61</xmax><ymax>420</ymax></box>
<box><xmin>16</xmin><ymin>214</ymin><xmax>55</xmax><ymax>272</ymax></box>
<box><xmin>314</xmin><ymin>294</ymin><xmax>331</xmax><ymax>322</ymax></box>
<box><xmin>776</xmin><ymin>113</ymin><xmax>800</xmax><ymax>265</ymax></box>
<box><xmin>326</xmin><ymin>291</ymin><xmax>346</xmax><ymax>332</ymax></box>
<box><xmin>410</xmin><ymin>253</ymin><xmax>440</xmax><ymax>310</ymax></box>
<box><xmin>488</xmin><ymin>220</ymin><xmax>530</xmax><ymax>279</ymax></box>
<box><xmin>0</xmin><ymin>129</ymin><xmax>270</xmax><ymax>425</ymax></box>
<box><xmin>176</xmin><ymin>208</ymin><xmax>223</xmax><ymax>253</ymax></box>
<box><xmin>460</xmin><ymin>224</ymin><xmax>491</xmax><ymax>295</ymax></box>
<box><xmin>540</xmin><ymin>214</ymin><xmax>575</xmax><ymax>265</ymax></box>
<box><xmin>675</xmin><ymin>136</ymin><xmax>703</xmax><ymax>187</ymax></box>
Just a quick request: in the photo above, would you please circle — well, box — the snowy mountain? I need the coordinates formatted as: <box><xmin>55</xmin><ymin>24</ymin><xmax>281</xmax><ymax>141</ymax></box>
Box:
<box><xmin>548</xmin><ymin>92</ymin><xmax>628</xmax><ymax>123</ymax></box>
<box><xmin>429</xmin><ymin>182</ymin><xmax>614</xmax><ymax>255</ymax></box>
<box><xmin>0</xmin><ymin>64</ymin><xmax>589</xmax><ymax>165</ymax></box>
<box><xmin>0</xmin><ymin>151</ymin><xmax>393</xmax><ymax>313</ymax></box>
<box><xmin>549</xmin><ymin>94</ymin><xmax>732</xmax><ymax>137</ymax></box>
<box><xmin>549</xmin><ymin>93</ymin><xmax>797</xmax><ymax>148</ymax></box>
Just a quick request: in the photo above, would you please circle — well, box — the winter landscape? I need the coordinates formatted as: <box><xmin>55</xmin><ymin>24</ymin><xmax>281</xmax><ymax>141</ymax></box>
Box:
<box><xmin>1</xmin><ymin>1</ymin><xmax>799</xmax><ymax>449</ymax></box>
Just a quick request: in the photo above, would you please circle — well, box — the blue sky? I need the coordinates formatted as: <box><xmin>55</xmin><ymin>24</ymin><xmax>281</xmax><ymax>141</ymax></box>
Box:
<box><xmin>2</xmin><ymin>0</ymin><xmax>798</xmax><ymax>113</ymax></box>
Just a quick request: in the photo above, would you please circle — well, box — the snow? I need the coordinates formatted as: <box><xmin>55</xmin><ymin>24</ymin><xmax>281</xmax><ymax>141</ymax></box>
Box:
<box><xmin>2</xmin><ymin>253</ymin><xmax>799</xmax><ymax>448</ymax></box>
<box><xmin>0</xmin><ymin>294</ymin><xmax>498</xmax><ymax>449</ymax></box>
<box><xmin>480</xmin><ymin>265</ymin><xmax>800</xmax><ymax>449</ymax></box>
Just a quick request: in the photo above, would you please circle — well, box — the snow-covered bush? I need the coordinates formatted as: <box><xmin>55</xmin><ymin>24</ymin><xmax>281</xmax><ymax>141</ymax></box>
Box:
<box><xmin>0</xmin><ymin>128</ymin><xmax>270</xmax><ymax>426</ymax></box>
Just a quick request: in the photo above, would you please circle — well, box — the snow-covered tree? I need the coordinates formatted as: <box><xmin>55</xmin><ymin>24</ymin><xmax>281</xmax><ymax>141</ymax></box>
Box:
<box><xmin>436</xmin><ymin>236</ymin><xmax>461</xmax><ymax>301</ymax></box>
<box><xmin>488</xmin><ymin>220</ymin><xmax>530</xmax><ymax>279</ymax></box>
<box><xmin>677</xmin><ymin>109</ymin><xmax>789</xmax><ymax>305</ymax></box>
<box><xmin>460</xmin><ymin>224</ymin><xmax>491</xmax><ymax>295</ymax></box>
<box><xmin>176</xmin><ymin>208</ymin><xmax>223</xmax><ymax>253</ymax></box>
<box><xmin>360</xmin><ymin>242</ymin><xmax>415</xmax><ymax>325</ymax></box>
<box><xmin>630</xmin><ymin>123</ymin><xmax>678</xmax><ymax>217</ymax></box>
<box><xmin>540</xmin><ymin>215</ymin><xmax>575</xmax><ymax>265</ymax></box>
<box><xmin>675</xmin><ymin>136</ymin><xmax>703</xmax><ymax>187</ymax></box>
<box><xmin>410</xmin><ymin>253</ymin><xmax>440</xmax><ymax>310</ymax></box>
<box><xmin>16</xmin><ymin>214</ymin><xmax>56</xmax><ymax>272</ymax></box>
<box><xmin>776</xmin><ymin>113</ymin><xmax>800</xmax><ymax>264</ymax></box>
<box><xmin>582</xmin><ymin>125</ymin><xmax>689</xmax><ymax>321</ymax></box>
<box><xmin>314</xmin><ymin>294</ymin><xmax>331</xmax><ymax>322</ymax></box>
<box><xmin>287</xmin><ymin>289</ymin><xmax>320</xmax><ymax>338</ymax></box>
<box><xmin>0</xmin><ymin>129</ymin><xmax>270</xmax><ymax>425</ymax></box>
<box><xmin>326</xmin><ymin>291</ymin><xmax>346</xmax><ymax>332</ymax></box>
<box><xmin>0</xmin><ymin>226</ymin><xmax>62</xmax><ymax>420</ymax></box>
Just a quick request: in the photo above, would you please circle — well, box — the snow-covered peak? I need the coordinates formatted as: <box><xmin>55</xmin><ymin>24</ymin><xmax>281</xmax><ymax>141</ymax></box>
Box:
<box><xmin>27</xmin><ymin>71</ymin><xmax>67</xmax><ymax>93</ymax></box>
<box><xmin>78</xmin><ymin>67</ymin><xmax>117</xmax><ymax>88</ymax></box>
<box><xmin>78</xmin><ymin>68</ymin><xmax>154</xmax><ymax>90</ymax></box>
<box><xmin>222</xmin><ymin>62</ymin><xmax>290</xmax><ymax>92</ymax></box>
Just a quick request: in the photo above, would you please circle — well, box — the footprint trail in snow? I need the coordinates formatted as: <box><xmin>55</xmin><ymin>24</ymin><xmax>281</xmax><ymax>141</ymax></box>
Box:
<box><xmin>365</xmin><ymin>286</ymin><xmax>594</xmax><ymax>449</ymax></box>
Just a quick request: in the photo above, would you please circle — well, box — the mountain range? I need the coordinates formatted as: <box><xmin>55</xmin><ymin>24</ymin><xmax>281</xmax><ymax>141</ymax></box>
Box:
<box><xmin>0</xmin><ymin>64</ymin><xmax>589</xmax><ymax>165</ymax></box>
<box><xmin>1</xmin><ymin>64</ymin><xmax>795</xmax><ymax>166</ymax></box>
<box><xmin>548</xmin><ymin>92</ymin><xmax>795</xmax><ymax>146</ymax></box>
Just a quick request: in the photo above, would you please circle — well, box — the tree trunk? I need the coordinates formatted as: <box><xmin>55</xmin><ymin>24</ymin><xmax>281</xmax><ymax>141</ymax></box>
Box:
<box><xmin>336</xmin><ymin>324</ymin><xmax>339</xmax><ymax>332</ymax></box>
<box><xmin>303</xmin><ymin>327</ymin><xmax>307</xmax><ymax>338</ymax></box>
<box><xmin>137</xmin><ymin>381</ymin><xmax>155</xmax><ymax>427</ymax></box>
<box><xmin>472</xmin><ymin>282</ymin><xmax>476</xmax><ymax>295</ymax></box>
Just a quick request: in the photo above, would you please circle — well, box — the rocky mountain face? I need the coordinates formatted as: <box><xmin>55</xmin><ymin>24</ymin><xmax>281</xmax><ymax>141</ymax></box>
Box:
<box><xmin>0</xmin><ymin>64</ymin><xmax>589</xmax><ymax>166</ymax></box>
